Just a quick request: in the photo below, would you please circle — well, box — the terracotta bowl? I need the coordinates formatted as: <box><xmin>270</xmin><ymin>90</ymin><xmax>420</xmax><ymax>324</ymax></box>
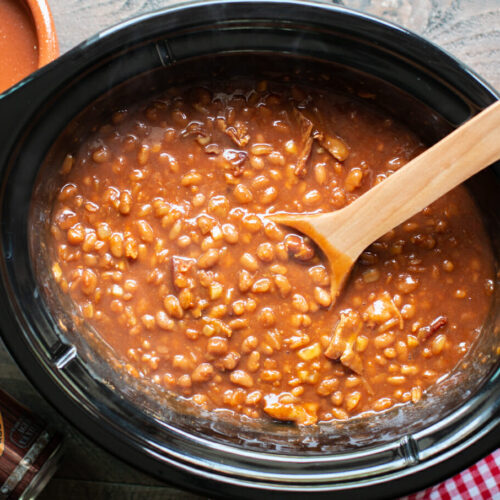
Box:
<box><xmin>26</xmin><ymin>0</ymin><xmax>59</xmax><ymax>68</ymax></box>
<box><xmin>0</xmin><ymin>0</ymin><xmax>58</xmax><ymax>93</ymax></box>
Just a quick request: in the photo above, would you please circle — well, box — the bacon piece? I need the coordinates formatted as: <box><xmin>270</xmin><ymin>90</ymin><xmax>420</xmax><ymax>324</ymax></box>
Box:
<box><xmin>222</xmin><ymin>149</ymin><xmax>247</xmax><ymax>176</ymax></box>
<box><xmin>292</xmin><ymin>108</ymin><xmax>314</xmax><ymax>177</ymax></box>
<box><xmin>284</xmin><ymin>234</ymin><xmax>315</xmax><ymax>261</ymax></box>
<box><xmin>180</xmin><ymin>120</ymin><xmax>207</xmax><ymax>138</ymax></box>
<box><xmin>224</xmin><ymin>121</ymin><xmax>250</xmax><ymax>147</ymax></box>
<box><xmin>325</xmin><ymin>310</ymin><xmax>364</xmax><ymax>375</ymax></box>
<box><xmin>292</xmin><ymin>108</ymin><xmax>350</xmax><ymax>176</ymax></box>
<box><xmin>263</xmin><ymin>394</ymin><xmax>318</xmax><ymax>425</ymax></box>
<box><xmin>418</xmin><ymin>315</ymin><xmax>448</xmax><ymax>342</ymax></box>
<box><xmin>171</xmin><ymin>256</ymin><xmax>196</xmax><ymax>290</ymax></box>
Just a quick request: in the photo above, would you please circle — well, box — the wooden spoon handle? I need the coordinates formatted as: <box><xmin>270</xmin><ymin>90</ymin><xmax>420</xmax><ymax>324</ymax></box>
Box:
<box><xmin>330</xmin><ymin>100</ymin><xmax>500</xmax><ymax>260</ymax></box>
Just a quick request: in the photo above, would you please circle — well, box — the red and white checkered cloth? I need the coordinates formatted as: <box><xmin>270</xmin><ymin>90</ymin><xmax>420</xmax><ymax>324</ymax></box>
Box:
<box><xmin>403</xmin><ymin>449</ymin><xmax>500</xmax><ymax>499</ymax></box>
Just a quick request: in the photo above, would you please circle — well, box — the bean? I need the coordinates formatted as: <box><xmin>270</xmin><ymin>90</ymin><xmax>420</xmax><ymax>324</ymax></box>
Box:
<box><xmin>256</xmin><ymin>242</ymin><xmax>274</xmax><ymax>262</ymax></box>
<box><xmin>117</xmin><ymin>191</ymin><xmax>132</xmax><ymax>215</ymax></box>
<box><xmin>292</xmin><ymin>294</ymin><xmax>309</xmax><ymax>313</ymax></box>
<box><xmin>275</xmin><ymin>242</ymin><xmax>288</xmax><ymax>261</ymax></box>
<box><xmin>222</xmin><ymin>223</ymin><xmax>239</xmax><ymax>244</ymax></box>
<box><xmin>207</xmin><ymin>337</ymin><xmax>229</xmax><ymax>356</ymax></box>
<box><xmin>230</xmin><ymin>370</ymin><xmax>253</xmax><ymax>388</ymax></box>
<box><xmin>177</xmin><ymin>235</ymin><xmax>192</xmax><ymax>248</ymax></box>
<box><xmin>250</xmin><ymin>155</ymin><xmax>264</xmax><ymax>170</ymax></box>
<box><xmin>232</xmin><ymin>300</ymin><xmax>246</xmax><ymax>315</ymax></box>
<box><xmin>92</xmin><ymin>146</ymin><xmax>110</xmax><ymax>164</ymax></box>
<box><xmin>238</xmin><ymin>269</ymin><xmax>253</xmax><ymax>292</ymax></box>
<box><xmin>67</xmin><ymin>224</ymin><xmax>85</xmax><ymax>245</ymax></box>
<box><xmin>308</xmin><ymin>265</ymin><xmax>329</xmax><ymax>286</ymax></box>
<box><xmin>260</xmin><ymin>370</ymin><xmax>282</xmax><ymax>382</ymax></box>
<box><xmin>344</xmin><ymin>168</ymin><xmax>363</xmax><ymax>192</ymax></box>
<box><xmin>373</xmin><ymin>398</ymin><xmax>392</xmax><ymax>411</ymax></box>
<box><xmin>442</xmin><ymin>260</ymin><xmax>454</xmax><ymax>272</ymax></box>
<box><xmin>316</xmin><ymin>377</ymin><xmax>339</xmax><ymax>396</ymax></box>
<box><xmin>192</xmin><ymin>363</ymin><xmax>215</xmax><ymax>383</ymax></box>
<box><xmin>52</xmin><ymin>262</ymin><xmax>62</xmax><ymax>282</ymax></box>
<box><xmin>285</xmin><ymin>139</ymin><xmax>297</xmax><ymax>154</ymax></box>
<box><xmin>314</xmin><ymin>163</ymin><xmax>327</xmax><ymax>185</ymax></box>
<box><xmin>181</xmin><ymin>171</ymin><xmax>202</xmax><ymax>186</ymax></box>
<box><xmin>164</xmin><ymin>295</ymin><xmax>183</xmax><ymax>319</ymax></box>
<box><xmin>303</xmin><ymin>189</ymin><xmax>322</xmax><ymax>206</ymax></box>
<box><xmin>345</xmin><ymin>391</ymin><xmax>361</xmax><ymax>411</ymax></box>
<box><xmin>432</xmin><ymin>334</ymin><xmax>447</xmax><ymax>355</ymax></box>
<box><xmin>241</xmin><ymin>214</ymin><xmax>262</xmax><ymax>233</ymax></box>
<box><xmin>156</xmin><ymin>310</ymin><xmax>174</xmax><ymax>330</ymax></box>
<box><xmin>362</xmin><ymin>268</ymin><xmax>380</xmax><ymax>283</ymax></box>
<box><xmin>374</xmin><ymin>332</ymin><xmax>395</xmax><ymax>350</ymax></box>
<box><xmin>110</xmin><ymin>299</ymin><xmax>123</xmax><ymax>313</ymax></box>
<box><xmin>250</xmin><ymin>143</ymin><xmax>273</xmax><ymax>155</ymax></box>
<box><xmin>240</xmin><ymin>253</ymin><xmax>259</xmax><ymax>272</ymax></box>
<box><xmin>137</xmin><ymin>144</ymin><xmax>150</xmax><ymax>165</ymax></box>
<box><xmin>251</xmin><ymin>278</ymin><xmax>271</xmax><ymax>293</ymax></box>
<box><xmin>208</xmin><ymin>195</ymin><xmax>229</xmax><ymax>217</ymax></box>
<box><xmin>259</xmin><ymin>186</ymin><xmax>278</xmax><ymax>204</ymax></box>
<box><xmin>141</xmin><ymin>314</ymin><xmax>155</xmax><ymax>330</ymax></box>
<box><xmin>298</xmin><ymin>342</ymin><xmax>321</xmax><ymax>361</ymax></box>
<box><xmin>96</xmin><ymin>222</ymin><xmax>112</xmax><ymax>240</ymax></box>
<box><xmin>60</xmin><ymin>154</ymin><xmax>74</xmax><ymax>174</ymax></box>
<box><xmin>331</xmin><ymin>408</ymin><xmax>348</xmax><ymax>420</ymax></box>
<box><xmin>330</xmin><ymin>187</ymin><xmax>346</xmax><ymax>208</ymax></box>
<box><xmin>242</xmin><ymin>335</ymin><xmax>258</xmax><ymax>353</ymax></box>
<box><xmin>258</xmin><ymin>308</ymin><xmax>276</xmax><ymax>327</ymax></box>
<box><xmin>314</xmin><ymin>287</ymin><xmax>332</xmax><ymax>307</ymax></box>
<box><xmin>81</xmin><ymin>269</ymin><xmax>97</xmax><ymax>295</ymax></box>
<box><xmin>401</xmin><ymin>365</ymin><xmax>418</xmax><ymax>375</ymax></box>
<box><xmin>192</xmin><ymin>193</ymin><xmax>206</xmax><ymax>207</ymax></box>
<box><xmin>411</xmin><ymin>386</ymin><xmax>422</xmax><ymax>403</ymax></box>
<box><xmin>177</xmin><ymin>374</ymin><xmax>192</xmax><ymax>388</ymax></box>
<box><xmin>397</xmin><ymin>274</ymin><xmax>419</xmax><ymax>294</ymax></box>
<box><xmin>284</xmin><ymin>234</ymin><xmax>314</xmax><ymax>261</ymax></box>
<box><xmin>137</xmin><ymin>220</ymin><xmax>154</xmax><ymax>242</ymax></box>
<box><xmin>269</xmin><ymin>151</ymin><xmax>285</xmax><ymax>166</ymax></box>
<box><xmin>198</xmin><ymin>249</ymin><xmax>219</xmax><ymax>269</ymax></box>
<box><xmin>245</xmin><ymin>390</ymin><xmax>262</xmax><ymax>405</ymax></box>
<box><xmin>263</xmin><ymin>223</ymin><xmax>284</xmax><ymax>242</ymax></box>
<box><xmin>247</xmin><ymin>351</ymin><xmax>261</xmax><ymax>372</ymax></box>
<box><xmin>383</xmin><ymin>347</ymin><xmax>397</xmax><ymax>359</ymax></box>
<box><xmin>233</xmin><ymin>184</ymin><xmax>253</xmax><ymax>203</ymax></box>
<box><xmin>109</xmin><ymin>233</ymin><xmax>124</xmax><ymax>258</ymax></box>
<box><xmin>387</xmin><ymin>375</ymin><xmax>406</xmax><ymax>385</ymax></box>
<box><xmin>331</xmin><ymin>391</ymin><xmax>343</xmax><ymax>406</ymax></box>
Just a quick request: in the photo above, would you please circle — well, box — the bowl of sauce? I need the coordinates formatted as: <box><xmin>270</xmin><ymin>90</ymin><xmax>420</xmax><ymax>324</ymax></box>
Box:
<box><xmin>0</xmin><ymin>0</ymin><xmax>58</xmax><ymax>93</ymax></box>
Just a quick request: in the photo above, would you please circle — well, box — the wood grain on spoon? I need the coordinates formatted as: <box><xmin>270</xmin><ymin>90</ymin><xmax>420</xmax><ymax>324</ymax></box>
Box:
<box><xmin>271</xmin><ymin>100</ymin><xmax>500</xmax><ymax>303</ymax></box>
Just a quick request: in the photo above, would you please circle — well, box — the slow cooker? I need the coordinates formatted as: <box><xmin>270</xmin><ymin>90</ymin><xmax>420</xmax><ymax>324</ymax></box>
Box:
<box><xmin>0</xmin><ymin>1</ymin><xmax>498</xmax><ymax>498</ymax></box>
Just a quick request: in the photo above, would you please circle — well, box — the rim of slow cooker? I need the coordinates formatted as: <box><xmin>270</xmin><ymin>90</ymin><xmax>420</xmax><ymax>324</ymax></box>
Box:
<box><xmin>0</xmin><ymin>1</ymin><xmax>499</xmax><ymax>498</ymax></box>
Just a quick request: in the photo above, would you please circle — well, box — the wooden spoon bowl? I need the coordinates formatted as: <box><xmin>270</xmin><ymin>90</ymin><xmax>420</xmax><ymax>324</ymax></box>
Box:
<box><xmin>271</xmin><ymin>100</ymin><xmax>500</xmax><ymax>302</ymax></box>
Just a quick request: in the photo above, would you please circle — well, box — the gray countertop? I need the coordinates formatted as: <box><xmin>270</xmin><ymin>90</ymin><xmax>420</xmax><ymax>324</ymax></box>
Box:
<box><xmin>1</xmin><ymin>1</ymin><xmax>499</xmax><ymax>498</ymax></box>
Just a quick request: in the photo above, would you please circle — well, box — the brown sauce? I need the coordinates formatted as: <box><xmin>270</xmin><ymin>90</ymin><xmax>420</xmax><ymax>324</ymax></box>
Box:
<box><xmin>46</xmin><ymin>77</ymin><xmax>495</xmax><ymax>425</ymax></box>
<box><xmin>0</xmin><ymin>0</ymin><xmax>38</xmax><ymax>93</ymax></box>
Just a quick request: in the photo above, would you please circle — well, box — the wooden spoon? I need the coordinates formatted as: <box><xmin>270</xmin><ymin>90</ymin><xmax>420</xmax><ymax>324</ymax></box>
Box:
<box><xmin>271</xmin><ymin>100</ymin><xmax>500</xmax><ymax>304</ymax></box>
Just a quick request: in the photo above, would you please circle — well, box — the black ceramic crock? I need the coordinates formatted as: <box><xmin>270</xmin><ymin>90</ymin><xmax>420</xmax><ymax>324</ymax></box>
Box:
<box><xmin>0</xmin><ymin>1</ymin><xmax>499</xmax><ymax>498</ymax></box>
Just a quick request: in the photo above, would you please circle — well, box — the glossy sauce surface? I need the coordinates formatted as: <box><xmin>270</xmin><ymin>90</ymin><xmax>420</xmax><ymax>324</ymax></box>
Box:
<box><xmin>47</xmin><ymin>79</ymin><xmax>495</xmax><ymax>425</ymax></box>
<box><xmin>0</xmin><ymin>0</ymin><xmax>38</xmax><ymax>93</ymax></box>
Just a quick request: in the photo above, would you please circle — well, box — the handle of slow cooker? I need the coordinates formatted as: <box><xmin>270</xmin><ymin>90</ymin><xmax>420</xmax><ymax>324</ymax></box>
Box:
<box><xmin>0</xmin><ymin>49</ymin><xmax>89</xmax><ymax>173</ymax></box>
